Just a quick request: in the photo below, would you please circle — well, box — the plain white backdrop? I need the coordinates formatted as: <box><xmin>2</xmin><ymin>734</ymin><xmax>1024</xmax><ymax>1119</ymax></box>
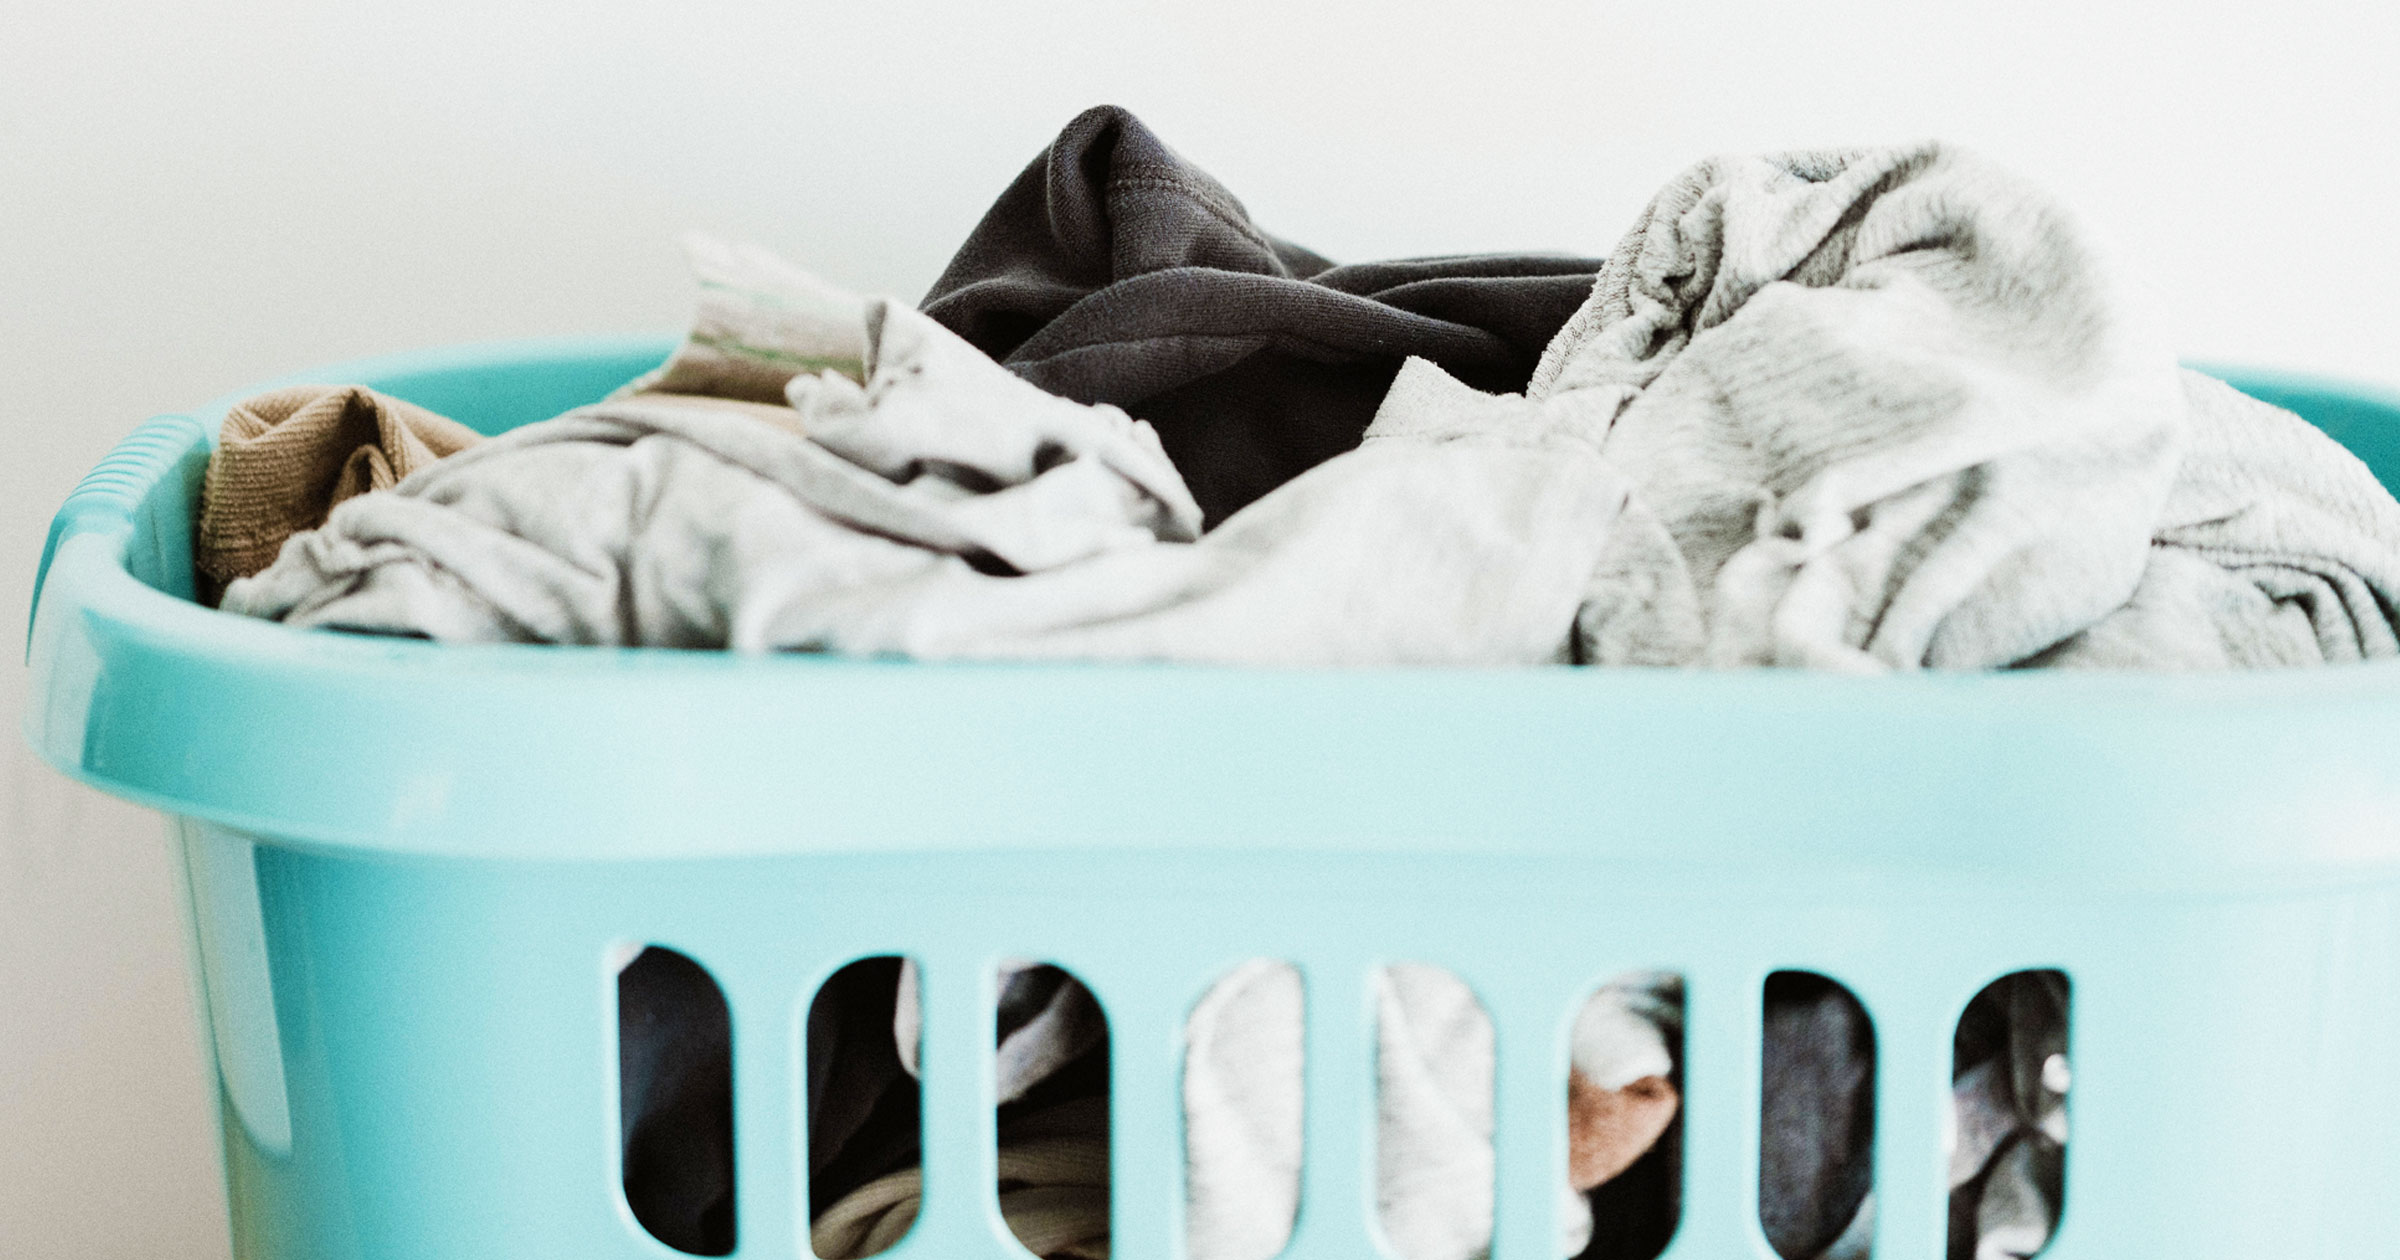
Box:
<box><xmin>3</xmin><ymin>2</ymin><xmax>2396</xmax><ymax>1254</ymax></box>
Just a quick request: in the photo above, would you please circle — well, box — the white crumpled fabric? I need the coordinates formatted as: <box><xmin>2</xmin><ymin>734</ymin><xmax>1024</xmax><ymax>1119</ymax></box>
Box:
<box><xmin>1381</xmin><ymin>142</ymin><xmax>2186</xmax><ymax>671</ymax></box>
<box><xmin>224</xmin><ymin>288</ymin><xmax>1641</xmax><ymax>665</ymax></box>
<box><xmin>223</xmin><ymin>300</ymin><xmax>1208</xmax><ymax>645</ymax></box>
<box><xmin>1180</xmin><ymin>961</ymin><xmax>1682</xmax><ymax>1260</ymax></box>
<box><xmin>1375</xmin><ymin>142</ymin><xmax>2400</xmax><ymax>672</ymax></box>
<box><xmin>232</xmin><ymin>156</ymin><xmax>2400</xmax><ymax>667</ymax></box>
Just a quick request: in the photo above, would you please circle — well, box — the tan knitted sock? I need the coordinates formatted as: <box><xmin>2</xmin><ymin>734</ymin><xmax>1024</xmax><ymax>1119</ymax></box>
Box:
<box><xmin>196</xmin><ymin>384</ymin><xmax>481</xmax><ymax>600</ymax></box>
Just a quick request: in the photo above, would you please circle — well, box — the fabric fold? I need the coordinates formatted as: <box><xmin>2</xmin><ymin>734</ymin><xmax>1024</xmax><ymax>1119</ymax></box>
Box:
<box><xmin>1377</xmin><ymin>143</ymin><xmax>2193</xmax><ymax>673</ymax></box>
<box><xmin>221</xmin><ymin>296</ymin><xmax>1215</xmax><ymax>648</ymax></box>
<box><xmin>2034</xmin><ymin>371</ymin><xmax>2400</xmax><ymax>667</ymax></box>
<box><xmin>921</xmin><ymin>104</ymin><xmax>1603</xmax><ymax>524</ymax></box>
<box><xmin>225</xmin><ymin>248</ymin><xmax>1638</xmax><ymax>667</ymax></box>
<box><xmin>628</xmin><ymin>231</ymin><xmax>871</xmax><ymax>402</ymax></box>
<box><xmin>197</xmin><ymin>383</ymin><xmax>482</xmax><ymax>598</ymax></box>
<box><xmin>811</xmin><ymin>1097</ymin><xmax>1113</xmax><ymax>1260</ymax></box>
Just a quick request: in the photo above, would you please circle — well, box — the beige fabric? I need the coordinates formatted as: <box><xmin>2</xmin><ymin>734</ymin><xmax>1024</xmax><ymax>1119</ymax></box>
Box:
<box><xmin>623</xmin><ymin>232</ymin><xmax>872</xmax><ymax>403</ymax></box>
<box><xmin>1566</xmin><ymin>1070</ymin><xmax>1679</xmax><ymax>1191</ymax></box>
<box><xmin>196</xmin><ymin>384</ymin><xmax>482</xmax><ymax>597</ymax></box>
<box><xmin>812</xmin><ymin>1098</ymin><xmax>1110</xmax><ymax>1260</ymax></box>
<box><xmin>195</xmin><ymin>234</ymin><xmax>836</xmax><ymax>604</ymax></box>
<box><xmin>619</xmin><ymin>391</ymin><xmax>813</xmax><ymax>435</ymax></box>
<box><xmin>1563</xmin><ymin>972</ymin><xmax>1684</xmax><ymax>1191</ymax></box>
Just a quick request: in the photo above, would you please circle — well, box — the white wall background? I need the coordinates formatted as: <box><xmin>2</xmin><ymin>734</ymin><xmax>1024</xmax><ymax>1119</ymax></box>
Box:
<box><xmin>3</xmin><ymin>2</ymin><xmax>2395</xmax><ymax>1254</ymax></box>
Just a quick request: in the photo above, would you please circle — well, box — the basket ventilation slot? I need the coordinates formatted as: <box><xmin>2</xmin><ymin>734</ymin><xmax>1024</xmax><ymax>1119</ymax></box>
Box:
<box><xmin>617</xmin><ymin>945</ymin><xmax>735</xmax><ymax>1257</ymax></box>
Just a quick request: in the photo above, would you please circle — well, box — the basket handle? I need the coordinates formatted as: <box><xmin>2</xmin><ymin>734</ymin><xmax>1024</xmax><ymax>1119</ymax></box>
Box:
<box><xmin>28</xmin><ymin>412</ymin><xmax>209</xmax><ymax>661</ymax></box>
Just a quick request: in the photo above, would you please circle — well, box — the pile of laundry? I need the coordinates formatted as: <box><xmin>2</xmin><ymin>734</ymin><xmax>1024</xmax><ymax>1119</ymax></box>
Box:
<box><xmin>193</xmin><ymin>104</ymin><xmax>2400</xmax><ymax>1260</ymax></box>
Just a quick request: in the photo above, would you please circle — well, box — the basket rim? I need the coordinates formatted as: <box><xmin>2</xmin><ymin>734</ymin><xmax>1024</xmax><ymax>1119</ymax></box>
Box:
<box><xmin>27</xmin><ymin>338</ymin><xmax>2400</xmax><ymax>867</ymax></box>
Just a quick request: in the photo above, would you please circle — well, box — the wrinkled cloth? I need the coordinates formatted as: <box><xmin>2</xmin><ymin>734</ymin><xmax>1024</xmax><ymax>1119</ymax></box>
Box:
<box><xmin>2033</xmin><ymin>372</ymin><xmax>2400</xmax><ymax>666</ymax></box>
<box><xmin>1181</xmin><ymin>961</ymin><xmax>1304</xmax><ymax>1260</ymax></box>
<box><xmin>1752</xmin><ymin>970</ymin><xmax>2069</xmax><ymax>1260</ymax></box>
<box><xmin>226</xmin><ymin>149</ymin><xmax>2400</xmax><ymax>665</ymax></box>
<box><xmin>220</xmin><ymin>302</ymin><xmax>1212</xmax><ymax>644</ymax></box>
<box><xmin>1384</xmin><ymin>143</ymin><xmax>2188</xmax><ymax>672</ymax></box>
<box><xmin>628</xmin><ymin>952</ymin><xmax>1689</xmax><ymax>1260</ymax></box>
<box><xmin>813</xmin><ymin>1096</ymin><xmax>1112</xmax><ymax>1260</ymax></box>
<box><xmin>1565</xmin><ymin>973</ymin><xmax>1683</xmax><ymax>1194</ymax></box>
<box><xmin>624</xmin><ymin>232</ymin><xmax>870</xmax><ymax>402</ymax></box>
<box><xmin>807</xmin><ymin>957</ymin><xmax>922</xmax><ymax>1218</ymax></box>
<box><xmin>1946</xmin><ymin>972</ymin><xmax>2070</xmax><ymax>1260</ymax></box>
<box><xmin>617</xmin><ymin>947</ymin><xmax>735</xmax><ymax>1257</ymax></box>
<box><xmin>1385</xmin><ymin>142</ymin><xmax>2400</xmax><ymax>670</ymax></box>
<box><xmin>196</xmin><ymin>384</ymin><xmax>481</xmax><ymax>599</ymax></box>
<box><xmin>223</xmin><ymin>290</ymin><xmax>1644</xmax><ymax>667</ymax></box>
<box><xmin>921</xmin><ymin>105</ymin><xmax>1602</xmax><ymax>525</ymax></box>
<box><xmin>1372</xmin><ymin>963</ymin><xmax>1574</xmax><ymax>1260</ymax></box>
<box><xmin>808</xmin><ymin>964</ymin><xmax>1115</xmax><ymax>1260</ymax></box>
<box><xmin>222</xmin><ymin>135</ymin><xmax>2400</xmax><ymax>1260</ymax></box>
<box><xmin>892</xmin><ymin>961</ymin><xmax>1110</xmax><ymax>1106</ymax></box>
<box><xmin>242</xmin><ymin>137</ymin><xmax>2400</xmax><ymax>672</ymax></box>
<box><xmin>1183</xmin><ymin>962</ymin><xmax>1683</xmax><ymax>1260</ymax></box>
<box><xmin>1759</xmin><ymin>973</ymin><xmax>1878</xmax><ymax>1260</ymax></box>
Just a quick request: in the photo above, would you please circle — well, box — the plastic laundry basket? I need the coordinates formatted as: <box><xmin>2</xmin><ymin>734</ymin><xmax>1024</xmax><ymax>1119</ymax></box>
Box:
<box><xmin>26</xmin><ymin>340</ymin><xmax>2400</xmax><ymax>1260</ymax></box>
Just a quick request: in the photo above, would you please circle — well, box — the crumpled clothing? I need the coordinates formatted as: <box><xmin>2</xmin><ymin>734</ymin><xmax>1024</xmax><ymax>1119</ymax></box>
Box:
<box><xmin>1382</xmin><ymin>143</ymin><xmax>2191</xmax><ymax>672</ymax></box>
<box><xmin>1182</xmin><ymin>962</ymin><xmax>1683</xmax><ymax>1260</ymax></box>
<box><xmin>1760</xmin><ymin>973</ymin><xmax>1878</xmax><ymax>1260</ymax></box>
<box><xmin>1373</xmin><ymin>963</ymin><xmax>1579</xmax><ymax>1260</ymax></box>
<box><xmin>806</xmin><ymin>957</ymin><xmax>922</xmax><ymax>1219</ymax></box>
<box><xmin>2032</xmin><ymin>372</ymin><xmax>2400</xmax><ymax>667</ymax></box>
<box><xmin>815</xmin><ymin>959</ymin><xmax>1685</xmax><ymax>1260</ymax></box>
<box><xmin>1946</xmin><ymin>972</ymin><xmax>2070</xmax><ymax>1260</ymax></box>
<box><xmin>623</xmin><ymin>232</ymin><xmax>871</xmax><ymax>402</ymax></box>
<box><xmin>787</xmin><ymin>309</ymin><xmax>1203</xmax><ymax>574</ymax></box>
<box><xmin>922</xmin><ymin>104</ymin><xmax>1603</xmax><ymax>526</ymax></box>
<box><xmin>224</xmin><ymin>278</ymin><xmax>1646</xmax><ymax>667</ymax></box>
<box><xmin>1181</xmin><ymin>961</ymin><xmax>1304</xmax><ymax>1260</ymax></box>
<box><xmin>617</xmin><ymin>946</ymin><xmax>735</xmax><ymax>1257</ymax></box>
<box><xmin>812</xmin><ymin>1096</ymin><xmax>1112</xmax><ymax>1260</ymax></box>
<box><xmin>1391</xmin><ymin>142</ymin><xmax>2400</xmax><ymax>671</ymax></box>
<box><xmin>221</xmin><ymin>135</ymin><xmax>2400</xmax><ymax>1260</ymax></box>
<box><xmin>891</xmin><ymin>961</ymin><xmax>1110</xmax><ymax>1107</ymax></box>
<box><xmin>220</xmin><ymin>302</ymin><xmax>1208</xmax><ymax>644</ymax></box>
<box><xmin>1751</xmin><ymin>970</ymin><xmax>2070</xmax><ymax>1260</ymax></box>
<box><xmin>1566</xmin><ymin>973</ymin><xmax>1683</xmax><ymax>1194</ymax></box>
<box><xmin>196</xmin><ymin>383</ymin><xmax>482</xmax><ymax>599</ymax></box>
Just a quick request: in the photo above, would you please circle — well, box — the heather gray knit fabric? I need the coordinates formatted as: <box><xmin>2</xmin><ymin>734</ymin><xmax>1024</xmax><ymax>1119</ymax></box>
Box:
<box><xmin>220</xmin><ymin>301</ymin><xmax>1210</xmax><ymax>645</ymax></box>
<box><xmin>223</xmin><ymin>292</ymin><xmax>1643</xmax><ymax>665</ymax></box>
<box><xmin>1384</xmin><ymin>143</ymin><xmax>2192</xmax><ymax>672</ymax></box>
<box><xmin>231</xmin><ymin>152</ymin><xmax>2400</xmax><ymax>670</ymax></box>
<box><xmin>2030</xmin><ymin>371</ymin><xmax>2400</xmax><ymax>668</ymax></box>
<box><xmin>1375</xmin><ymin>144</ymin><xmax>2400</xmax><ymax>672</ymax></box>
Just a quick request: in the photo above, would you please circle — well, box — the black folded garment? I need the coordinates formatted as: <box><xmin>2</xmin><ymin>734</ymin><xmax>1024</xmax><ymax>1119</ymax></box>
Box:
<box><xmin>1759</xmin><ymin>971</ymin><xmax>1877</xmax><ymax>1260</ymax></box>
<box><xmin>922</xmin><ymin>104</ymin><xmax>1603</xmax><ymax>525</ymax></box>
<box><xmin>619</xmin><ymin>948</ymin><xmax>735</xmax><ymax>1256</ymax></box>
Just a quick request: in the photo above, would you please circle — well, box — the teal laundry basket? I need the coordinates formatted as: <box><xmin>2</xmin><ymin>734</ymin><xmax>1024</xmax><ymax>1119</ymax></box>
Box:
<box><xmin>25</xmin><ymin>341</ymin><xmax>2400</xmax><ymax>1260</ymax></box>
